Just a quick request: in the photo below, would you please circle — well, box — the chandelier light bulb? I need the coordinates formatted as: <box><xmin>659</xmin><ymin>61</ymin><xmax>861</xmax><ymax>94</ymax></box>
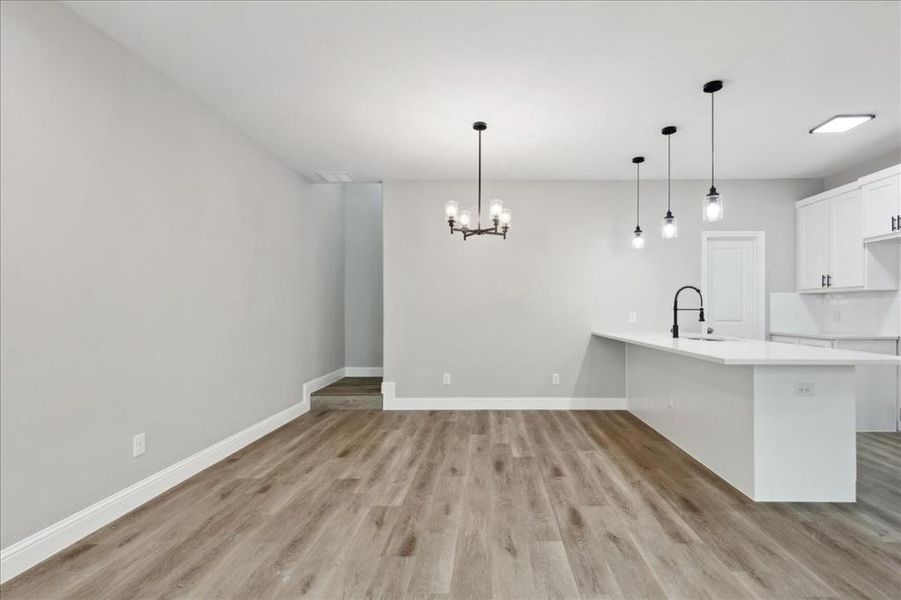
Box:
<box><xmin>499</xmin><ymin>208</ymin><xmax>512</xmax><ymax>225</ymax></box>
<box><xmin>459</xmin><ymin>209</ymin><xmax>472</xmax><ymax>228</ymax></box>
<box><xmin>489</xmin><ymin>198</ymin><xmax>503</xmax><ymax>218</ymax></box>
<box><xmin>445</xmin><ymin>200</ymin><xmax>459</xmax><ymax>220</ymax></box>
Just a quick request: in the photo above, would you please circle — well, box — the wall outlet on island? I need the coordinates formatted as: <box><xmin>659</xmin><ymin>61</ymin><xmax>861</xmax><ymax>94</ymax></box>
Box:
<box><xmin>628</xmin><ymin>312</ymin><xmax>638</xmax><ymax>324</ymax></box>
<box><xmin>833</xmin><ymin>310</ymin><xmax>842</xmax><ymax>323</ymax></box>
<box><xmin>794</xmin><ymin>383</ymin><xmax>815</xmax><ymax>397</ymax></box>
<box><xmin>443</xmin><ymin>373</ymin><xmax>451</xmax><ymax>385</ymax></box>
<box><xmin>552</xmin><ymin>373</ymin><xmax>560</xmax><ymax>385</ymax></box>
<box><xmin>133</xmin><ymin>433</ymin><xmax>146</xmax><ymax>457</ymax></box>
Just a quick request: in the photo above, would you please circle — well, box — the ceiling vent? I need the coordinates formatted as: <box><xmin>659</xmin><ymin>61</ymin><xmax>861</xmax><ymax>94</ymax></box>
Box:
<box><xmin>317</xmin><ymin>171</ymin><xmax>354</xmax><ymax>183</ymax></box>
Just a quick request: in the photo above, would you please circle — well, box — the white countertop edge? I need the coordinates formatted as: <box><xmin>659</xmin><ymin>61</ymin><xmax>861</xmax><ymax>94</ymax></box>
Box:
<box><xmin>769</xmin><ymin>331</ymin><xmax>900</xmax><ymax>341</ymax></box>
<box><xmin>592</xmin><ymin>331</ymin><xmax>901</xmax><ymax>366</ymax></box>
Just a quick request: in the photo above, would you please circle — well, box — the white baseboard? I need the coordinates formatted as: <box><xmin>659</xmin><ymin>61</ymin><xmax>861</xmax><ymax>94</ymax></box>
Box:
<box><xmin>0</xmin><ymin>367</ymin><xmax>343</xmax><ymax>584</ymax></box>
<box><xmin>302</xmin><ymin>367</ymin><xmax>346</xmax><ymax>406</ymax></box>
<box><xmin>344</xmin><ymin>366</ymin><xmax>383</xmax><ymax>377</ymax></box>
<box><xmin>384</xmin><ymin>395</ymin><xmax>626</xmax><ymax>411</ymax></box>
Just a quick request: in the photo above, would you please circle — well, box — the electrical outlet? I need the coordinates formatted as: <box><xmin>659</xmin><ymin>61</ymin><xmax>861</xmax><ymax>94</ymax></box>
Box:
<box><xmin>794</xmin><ymin>383</ymin><xmax>815</xmax><ymax>397</ymax></box>
<box><xmin>552</xmin><ymin>373</ymin><xmax>560</xmax><ymax>385</ymax></box>
<box><xmin>133</xmin><ymin>433</ymin><xmax>146</xmax><ymax>457</ymax></box>
<box><xmin>668</xmin><ymin>396</ymin><xmax>675</xmax><ymax>409</ymax></box>
<box><xmin>443</xmin><ymin>373</ymin><xmax>451</xmax><ymax>385</ymax></box>
<box><xmin>628</xmin><ymin>312</ymin><xmax>638</xmax><ymax>324</ymax></box>
<box><xmin>833</xmin><ymin>310</ymin><xmax>842</xmax><ymax>323</ymax></box>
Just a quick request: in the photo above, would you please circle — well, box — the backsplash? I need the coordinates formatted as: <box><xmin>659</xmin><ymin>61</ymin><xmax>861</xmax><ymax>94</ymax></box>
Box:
<box><xmin>770</xmin><ymin>290</ymin><xmax>900</xmax><ymax>336</ymax></box>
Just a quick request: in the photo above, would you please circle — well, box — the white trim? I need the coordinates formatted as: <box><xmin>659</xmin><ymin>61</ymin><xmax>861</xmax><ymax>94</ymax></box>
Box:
<box><xmin>381</xmin><ymin>380</ymin><xmax>396</xmax><ymax>406</ymax></box>
<box><xmin>863</xmin><ymin>230</ymin><xmax>901</xmax><ymax>245</ymax></box>
<box><xmin>701</xmin><ymin>231</ymin><xmax>767</xmax><ymax>341</ymax></box>
<box><xmin>384</xmin><ymin>395</ymin><xmax>626</xmax><ymax>411</ymax></box>
<box><xmin>0</xmin><ymin>367</ymin><xmax>344</xmax><ymax>584</ymax></box>
<box><xmin>344</xmin><ymin>367</ymin><xmax>384</xmax><ymax>377</ymax></box>
<box><xmin>302</xmin><ymin>367</ymin><xmax>346</xmax><ymax>406</ymax></box>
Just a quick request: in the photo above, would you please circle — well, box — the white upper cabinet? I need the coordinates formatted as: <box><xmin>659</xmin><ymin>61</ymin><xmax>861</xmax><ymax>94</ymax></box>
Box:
<box><xmin>796</xmin><ymin>166</ymin><xmax>899</xmax><ymax>294</ymax></box>
<box><xmin>862</xmin><ymin>168</ymin><xmax>901</xmax><ymax>240</ymax></box>
<box><xmin>797</xmin><ymin>198</ymin><xmax>830</xmax><ymax>291</ymax></box>
<box><xmin>828</xmin><ymin>189</ymin><xmax>865</xmax><ymax>289</ymax></box>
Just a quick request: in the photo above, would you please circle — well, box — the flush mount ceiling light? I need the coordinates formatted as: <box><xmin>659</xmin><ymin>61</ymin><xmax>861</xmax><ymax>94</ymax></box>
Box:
<box><xmin>631</xmin><ymin>156</ymin><xmax>646</xmax><ymax>250</ymax></box>
<box><xmin>661</xmin><ymin>125</ymin><xmax>678</xmax><ymax>239</ymax></box>
<box><xmin>702</xmin><ymin>80</ymin><xmax>724</xmax><ymax>222</ymax></box>
<box><xmin>445</xmin><ymin>122</ymin><xmax>511</xmax><ymax>240</ymax></box>
<box><xmin>809</xmin><ymin>114</ymin><xmax>875</xmax><ymax>134</ymax></box>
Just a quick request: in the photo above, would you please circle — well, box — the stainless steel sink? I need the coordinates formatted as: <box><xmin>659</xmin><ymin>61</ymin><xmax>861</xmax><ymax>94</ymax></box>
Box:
<box><xmin>683</xmin><ymin>336</ymin><xmax>727</xmax><ymax>342</ymax></box>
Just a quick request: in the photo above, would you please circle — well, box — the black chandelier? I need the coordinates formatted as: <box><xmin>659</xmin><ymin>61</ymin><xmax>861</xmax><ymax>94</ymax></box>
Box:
<box><xmin>445</xmin><ymin>121</ymin><xmax>511</xmax><ymax>240</ymax></box>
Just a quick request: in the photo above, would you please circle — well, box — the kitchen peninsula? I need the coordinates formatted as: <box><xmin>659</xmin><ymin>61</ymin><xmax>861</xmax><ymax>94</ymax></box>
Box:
<box><xmin>593</xmin><ymin>331</ymin><xmax>901</xmax><ymax>502</ymax></box>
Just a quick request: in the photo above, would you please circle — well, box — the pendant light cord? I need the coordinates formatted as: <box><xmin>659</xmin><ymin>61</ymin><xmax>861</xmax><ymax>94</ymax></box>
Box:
<box><xmin>667</xmin><ymin>134</ymin><xmax>672</xmax><ymax>211</ymax></box>
<box><xmin>710</xmin><ymin>92</ymin><xmax>715</xmax><ymax>188</ymax></box>
<box><xmin>636</xmin><ymin>162</ymin><xmax>640</xmax><ymax>227</ymax></box>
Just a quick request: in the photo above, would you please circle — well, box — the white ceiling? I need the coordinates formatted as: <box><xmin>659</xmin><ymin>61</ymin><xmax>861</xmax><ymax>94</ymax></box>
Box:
<box><xmin>65</xmin><ymin>1</ymin><xmax>900</xmax><ymax>182</ymax></box>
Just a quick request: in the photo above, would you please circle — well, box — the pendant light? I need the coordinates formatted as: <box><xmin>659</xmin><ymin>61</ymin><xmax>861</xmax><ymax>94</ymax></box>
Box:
<box><xmin>661</xmin><ymin>125</ymin><xmax>678</xmax><ymax>239</ymax></box>
<box><xmin>631</xmin><ymin>156</ymin><xmax>645</xmax><ymax>250</ymax></box>
<box><xmin>702</xmin><ymin>80</ymin><xmax>724</xmax><ymax>222</ymax></box>
<box><xmin>445</xmin><ymin>121</ymin><xmax>511</xmax><ymax>240</ymax></box>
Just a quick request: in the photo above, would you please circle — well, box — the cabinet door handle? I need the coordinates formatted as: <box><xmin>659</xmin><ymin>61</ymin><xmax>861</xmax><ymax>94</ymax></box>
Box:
<box><xmin>821</xmin><ymin>274</ymin><xmax>826</xmax><ymax>287</ymax></box>
<box><xmin>827</xmin><ymin>274</ymin><xmax>832</xmax><ymax>287</ymax></box>
<box><xmin>893</xmin><ymin>216</ymin><xmax>897</xmax><ymax>231</ymax></box>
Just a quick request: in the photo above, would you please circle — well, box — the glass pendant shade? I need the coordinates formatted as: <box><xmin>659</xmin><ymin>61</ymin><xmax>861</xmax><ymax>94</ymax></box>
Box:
<box><xmin>489</xmin><ymin>198</ymin><xmax>504</xmax><ymax>218</ymax></box>
<box><xmin>703</xmin><ymin>188</ymin><xmax>724</xmax><ymax>222</ymax></box>
<box><xmin>632</xmin><ymin>227</ymin><xmax>645</xmax><ymax>250</ymax></box>
<box><xmin>499</xmin><ymin>208</ymin><xmax>512</xmax><ymax>225</ymax></box>
<box><xmin>459</xmin><ymin>209</ymin><xmax>472</xmax><ymax>228</ymax></box>
<box><xmin>661</xmin><ymin>211</ymin><xmax>678</xmax><ymax>238</ymax></box>
<box><xmin>445</xmin><ymin>200</ymin><xmax>459</xmax><ymax>220</ymax></box>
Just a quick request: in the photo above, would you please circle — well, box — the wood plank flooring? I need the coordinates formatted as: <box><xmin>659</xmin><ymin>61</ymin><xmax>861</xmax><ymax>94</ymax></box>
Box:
<box><xmin>3</xmin><ymin>410</ymin><xmax>900</xmax><ymax>599</ymax></box>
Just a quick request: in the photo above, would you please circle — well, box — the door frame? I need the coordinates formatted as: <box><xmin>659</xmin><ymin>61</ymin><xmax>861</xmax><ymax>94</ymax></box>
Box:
<box><xmin>701</xmin><ymin>231</ymin><xmax>766</xmax><ymax>340</ymax></box>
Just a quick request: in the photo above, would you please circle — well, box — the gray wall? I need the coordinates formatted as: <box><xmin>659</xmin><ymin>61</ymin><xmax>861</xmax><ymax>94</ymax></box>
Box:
<box><xmin>383</xmin><ymin>178</ymin><xmax>822</xmax><ymax>399</ymax></box>
<box><xmin>0</xmin><ymin>1</ymin><xmax>345</xmax><ymax>548</ymax></box>
<box><xmin>343</xmin><ymin>184</ymin><xmax>383</xmax><ymax>368</ymax></box>
<box><xmin>824</xmin><ymin>148</ymin><xmax>901</xmax><ymax>188</ymax></box>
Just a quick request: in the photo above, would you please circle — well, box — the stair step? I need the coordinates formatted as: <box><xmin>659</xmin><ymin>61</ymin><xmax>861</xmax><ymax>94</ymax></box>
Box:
<box><xmin>312</xmin><ymin>394</ymin><xmax>383</xmax><ymax>410</ymax></box>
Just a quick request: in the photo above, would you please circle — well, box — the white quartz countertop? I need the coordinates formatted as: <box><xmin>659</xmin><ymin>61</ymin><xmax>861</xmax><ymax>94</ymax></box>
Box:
<box><xmin>592</xmin><ymin>331</ymin><xmax>901</xmax><ymax>366</ymax></box>
<box><xmin>769</xmin><ymin>330</ymin><xmax>900</xmax><ymax>341</ymax></box>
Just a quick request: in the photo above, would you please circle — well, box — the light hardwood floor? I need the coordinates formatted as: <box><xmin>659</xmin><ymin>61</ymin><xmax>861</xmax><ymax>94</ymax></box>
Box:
<box><xmin>2</xmin><ymin>410</ymin><xmax>900</xmax><ymax>599</ymax></box>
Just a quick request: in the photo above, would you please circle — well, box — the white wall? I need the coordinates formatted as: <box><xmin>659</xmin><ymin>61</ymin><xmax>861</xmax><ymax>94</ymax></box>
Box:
<box><xmin>343</xmin><ymin>184</ymin><xmax>383</xmax><ymax>368</ymax></box>
<box><xmin>0</xmin><ymin>1</ymin><xmax>345</xmax><ymax>549</ymax></box>
<box><xmin>383</xmin><ymin>178</ymin><xmax>822</xmax><ymax>399</ymax></box>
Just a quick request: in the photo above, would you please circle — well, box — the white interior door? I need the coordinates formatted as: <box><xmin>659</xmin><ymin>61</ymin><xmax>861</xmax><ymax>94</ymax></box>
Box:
<box><xmin>702</xmin><ymin>232</ymin><xmax>765</xmax><ymax>340</ymax></box>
